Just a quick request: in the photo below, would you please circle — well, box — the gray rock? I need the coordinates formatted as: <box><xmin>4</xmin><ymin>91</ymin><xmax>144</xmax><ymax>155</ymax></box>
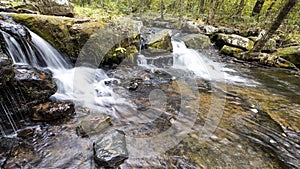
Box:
<box><xmin>146</xmin><ymin>29</ymin><xmax>173</xmax><ymax>53</ymax></box>
<box><xmin>214</xmin><ymin>33</ymin><xmax>254</xmax><ymax>51</ymax></box>
<box><xmin>28</xmin><ymin>0</ymin><xmax>74</xmax><ymax>17</ymax></box>
<box><xmin>76</xmin><ymin>114</ymin><xmax>112</xmax><ymax>137</ymax></box>
<box><xmin>182</xmin><ymin>34</ymin><xmax>212</xmax><ymax>49</ymax></box>
<box><xmin>274</xmin><ymin>46</ymin><xmax>300</xmax><ymax>66</ymax></box>
<box><xmin>182</xmin><ymin>21</ymin><xmax>201</xmax><ymax>33</ymax></box>
<box><xmin>93</xmin><ymin>130</ymin><xmax>128</xmax><ymax>168</ymax></box>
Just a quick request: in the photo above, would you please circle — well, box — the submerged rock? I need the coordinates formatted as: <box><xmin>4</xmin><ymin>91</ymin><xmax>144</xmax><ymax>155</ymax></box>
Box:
<box><xmin>0</xmin><ymin>137</ymin><xmax>20</xmax><ymax>167</ymax></box>
<box><xmin>76</xmin><ymin>114</ymin><xmax>112</xmax><ymax>137</ymax></box>
<box><xmin>31</xmin><ymin>101</ymin><xmax>75</xmax><ymax>121</ymax></box>
<box><xmin>93</xmin><ymin>130</ymin><xmax>128</xmax><ymax>168</ymax></box>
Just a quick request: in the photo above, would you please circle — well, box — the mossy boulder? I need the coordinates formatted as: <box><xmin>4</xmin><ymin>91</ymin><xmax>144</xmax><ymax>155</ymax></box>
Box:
<box><xmin>214</xmin><ymin>33</ymin><xmax>254</xmax><ymax>51</ymax></box>
<box><xmin>221</xmin><ymin>45</ymin><xmax>243</xmax><ymax>58</ymax></box>
<box><xmin>182</xmin><ymin>34</ymin><xmax>212</xmax><ymax>49</ymax></box>
<box><xmin>6</xmin><ymin>13</ymin><xmax>142</xmax><ymax>65</ymax></box>
<box><xmin>274</xmin><ymin>46</ymin><xmax>300</xmax><ymax>66</ymax></box>
<box><xmin>241</xmin><ymin>52</ymin><xmax>299</xmax><ymax>71</ymax></box>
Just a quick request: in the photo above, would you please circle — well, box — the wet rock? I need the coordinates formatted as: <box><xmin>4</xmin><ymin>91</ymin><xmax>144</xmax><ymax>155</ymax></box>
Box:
<box><xmin>31</xmin><ymin>102</ymin><xmax>74</xmax><ymax>121</ymax></box>
<box><xmin>213</xmin><ymin>33</ymin><xmax>254</xmax><ymax>51</ymax></box>
<box><xmin>221</xmin><ymin>45</ymin><xmax>243</xmax><ymax>58</ymax></box>
<box><xmin>182</xmin><ymin>34</ymin><xmax>212</xmax><ymax>49</ymax></box>
<box><xmin>13</xmin><ymin>64</ymin><xmax>57</xmax><ymax>103</ymax></box>
<box><xmin>0</xmin><ymin>53</ymin><xmax>14</xmax><ymax>86</ymax></box>
<box><xmin>146</xmin><ymin>29</ymin><xmax>173</xmax><ymax>53</ymax></box>
<box><xmin>27</xmin><ymin>0</ymin><xmax>74</xmax><ymax>17</ymax></box>
<box><xmin>274</xmin><ymin>46</ymin><xmax>300</xmax><ymax>66</ymax></box>
<box><xmin>76</xmin><ymin>114</ymin><xmax>112</xmax><ymax>137</ymax></box>
<box><xmin>0</xmin><ymin>14</ymin><xmax>31</xmax><ymax>40</ymax></box>
<box><xmin>7</xmin><ymin>13</ymin><xmax>142</xmax><ymax>63</ymax></box>
<box><xmin>93</xmin><ymin>130</ymin><xmax>128</xmax><ymax>168</ymax></box>
<box><xmin>0</xmin><ymin>137</ymin><xmax>20</xmax><ymax>168</ymax></box>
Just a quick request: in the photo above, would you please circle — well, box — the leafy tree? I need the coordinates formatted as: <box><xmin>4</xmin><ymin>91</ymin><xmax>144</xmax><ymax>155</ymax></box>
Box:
<box><xmin>251</xmin><ymin>0</ymin><xmax>298</xmax><ymax>53</ymax></box>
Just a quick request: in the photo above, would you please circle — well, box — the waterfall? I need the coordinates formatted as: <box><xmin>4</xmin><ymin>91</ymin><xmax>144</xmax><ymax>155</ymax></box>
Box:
<box><xmin>1</xmin><ymin>24</ymin><xmax>129</xmax><ymax>136</ymax></box>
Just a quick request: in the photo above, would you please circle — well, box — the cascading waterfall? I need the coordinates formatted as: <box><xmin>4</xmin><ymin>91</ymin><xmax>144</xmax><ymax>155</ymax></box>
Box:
<box><xmin>0</xmin><ymin>25</ymin><xmax>124</xmax><ymax>136</ymax></box>
<box><xmin>138</xmin><ymin>40</ymin><xmax>258</xmax><ymax>86</ymax></box>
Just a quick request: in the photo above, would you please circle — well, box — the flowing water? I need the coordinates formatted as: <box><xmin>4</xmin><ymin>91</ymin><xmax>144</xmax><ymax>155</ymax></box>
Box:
<box><xmin>1</xmin><ymin>26</ymin><xmax>300</xmax><ymax>168</ymax></box>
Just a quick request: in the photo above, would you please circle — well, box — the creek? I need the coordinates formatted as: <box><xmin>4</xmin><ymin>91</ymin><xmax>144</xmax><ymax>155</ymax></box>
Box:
<box><xmin>0</xmin><ymin>19</ymin><xmax>299</xmax><ymax>168</ymax></box>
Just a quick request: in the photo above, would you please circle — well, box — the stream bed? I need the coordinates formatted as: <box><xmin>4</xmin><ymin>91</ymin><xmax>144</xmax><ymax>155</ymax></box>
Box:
<box><xmin>0</xmin><ymin>21</ymin><xmax>299</xmax><ymax>168</ymax></box>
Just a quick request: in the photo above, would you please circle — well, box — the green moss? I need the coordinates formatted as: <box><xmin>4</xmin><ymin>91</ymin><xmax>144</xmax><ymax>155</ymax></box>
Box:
<box><xmin>221</xmin><ymin>45</ymin><xmax>243</xmax><ymax>58</ymax></box>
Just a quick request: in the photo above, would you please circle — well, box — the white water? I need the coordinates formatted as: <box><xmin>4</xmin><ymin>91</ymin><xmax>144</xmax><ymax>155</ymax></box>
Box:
<box><xmin>2</xmin><ymin>30</ymin><xmax>123</xmax><ymax>112</ymax></box>
<box><xmin>138</xmin><ymin>40</ymin><xmax>258</xmax><ymax>86</ymax></box>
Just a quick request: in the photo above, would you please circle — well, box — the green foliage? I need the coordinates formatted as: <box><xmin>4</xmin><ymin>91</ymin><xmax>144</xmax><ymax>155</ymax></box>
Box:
<box><xmin>71</xmin><ymin>0</ymin><xmax>299</xmax><ymax>35</ymax></box>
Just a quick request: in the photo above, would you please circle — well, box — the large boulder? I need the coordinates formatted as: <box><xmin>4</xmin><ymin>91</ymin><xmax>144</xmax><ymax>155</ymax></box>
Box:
<box><xmin>274</xmin><ymin>46</ymin><xmax>300</xmax><ymax>66</ymax></box>
<box><xmin>27</xmin><ymin>0</ymin><xmax>74</xmax><ymax>17</ymax></box>
<box><xmin>213</xmin><ymin>33</ymin><xmax>254</xmax><ymax>51</ymax></box>
<box><xmin>7</xmin><ymin>13</ymin><xmax>142</xmax><ymax>64</ymax></box>
<box><xmin>241</xmin><ymin>52</ymin><xmax>299</xmax><ymax>71</ymax></box>
<box><xmin>182</xmin><ymin>34</ymin><xmax>212</xmax><ymax>49</ymax></box>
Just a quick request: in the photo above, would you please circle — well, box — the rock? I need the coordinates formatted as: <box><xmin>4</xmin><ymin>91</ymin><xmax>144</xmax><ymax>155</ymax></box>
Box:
<box><xmin>198</xmin><ymin>24</ymin><xmax>218</xmax><ymax>35</ymax></box>
<box><xmin>0</xmin><ymin>53</ymin><xmax>14</xmax><ymax>85</ymax></box>
<box><xmin>221</xmin><ymin>45</ymin><xmax>243</xmax><ymax>58</ymax></box>
<box><xmin>182</xmin><ymin>34</ymin><xmax>212</xmax><ymax>49</ymax></box>
<box><xmin>214</xmin><ymin>33</ymin><xmax>254</xmax><ymax>51</ymax></box>
<box><xmin>146</xmin><ymin>29</ymin><xmax>173</xmax><ymax>53</ymax></box>
<box><xmin>13</xmin><ymin>64</ymin><xmax>57</xmax><ymax>103</ymax></box>
<box><xmin>182</xmin><ymin>21</ymin><xmax>201</xmax><ymax>33</ymax></box>
<box><xmin>0</xmin><ymin>137</ymin><xmax>20</xmax><ymax>167</ymax></box>
<box><xmin>93</xmin><ymin>130</ymin><xmax>128</xmax><ymax>168</ymax></box>
<box><xmin>76</xmin><ymin>114</ymin><xmax>112</xmax><ymax>137</ymax></box>
<box><xmin>0</xmin><ymin>14</ymin><xmax>31</xmax><ymax>40</ymax></box>
<box><xmin>242</xmin><ymin>52</ymin><xmax>299</xmax><ymax>71</ymax></box>
<box><xmin>31</xmin><ymin>101</ymin><xmax>75</xmax><ymax>121</ymax></box>
<box><xmin>274</xmin><ymin>46</ymin><xmax>300</xmax><ymax>66</ymax></box>
<box><xmin>263</xmin><ymin>39</ymin><xmax>276</xmax><ymax>52</ymax></box>
<box><xmin>7</xmin><ymin>13</ymin><xmax>142</xmax><ymax>63</ymax></box>
<box><xmin>27</xmin><ymin>0</ymin><xmax>74</xmax><ymax>17</ymax></box>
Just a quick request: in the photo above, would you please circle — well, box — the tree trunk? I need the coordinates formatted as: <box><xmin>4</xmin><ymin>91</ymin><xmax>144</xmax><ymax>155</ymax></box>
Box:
<box><xmin>251</xmin><ymin>0</ymin><xmax>298</xmax><ymax>53</ymax></box>
<box><xmin>263</xmin><ymin>0</ymin><xmax>277</xmax><ymax>21</ymax></box>
<box><xmin>179</xmin><ymin>0</ymin><xmax>183</xmax><ymax>20</ymax></box>
<box><xmin>128</xmin><ymin>0</ymin><xmax>132</xmax><ymax>11</ymax></box>
<box><xmin>252</xmin><ymin>0</ymin><xmax>265</xmax><ymax>17</ymax></box>
<box><xmin>160</xmin><ymin>0</ymin><xmax>164</xmax><ymax>20</ymax></box>
<box><xmin>198</xmin><ymin>0</ymin><xmax>205</xmax><ymax>17</ymax></box>
<box><xmin>207</xmin><ymin>0</ymin><xmax>215</xmax><ymax>24</ymax></box>
<box><xmin>236</xmin><ymin>0</ymin><xmax>246</xmax><ymax>16</ymax></box>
